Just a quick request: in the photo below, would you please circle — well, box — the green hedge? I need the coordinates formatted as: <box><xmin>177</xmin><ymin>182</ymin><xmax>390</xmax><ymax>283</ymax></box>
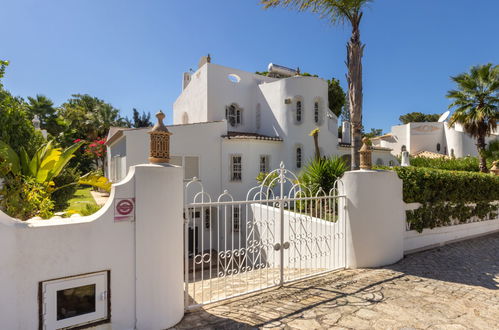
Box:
<box><xmin>390</xmin><ymin>167</ymin><xmax>499</xmax><ymax>232</ymax></box>
<box><xmin>409</xmin><ymin>157</ymin><xmax>480</xmax><ymax>172</ymax></box>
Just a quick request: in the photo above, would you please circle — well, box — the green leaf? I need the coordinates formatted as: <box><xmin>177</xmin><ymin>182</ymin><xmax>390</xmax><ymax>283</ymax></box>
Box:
<box><xmin>0</xmin><ymin>140</ymin><xmax>21</xmax><ymax>175</ymax></box>
<box><xmin>78</xmin><ymin>173</ymin><xmax>112</xmax><ymax>192</ymax></box>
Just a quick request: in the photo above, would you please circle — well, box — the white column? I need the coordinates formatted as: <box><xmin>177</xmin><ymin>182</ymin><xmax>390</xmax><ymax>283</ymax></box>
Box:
<box><xmin>341</xmin><ymin>170</ymin><xmax>405</xmax><ymax>268</ymax></box>
<box><xmin>134</xmin><ymin>164</ymin><xmax>184</xmax><ymax>329</ymax></box>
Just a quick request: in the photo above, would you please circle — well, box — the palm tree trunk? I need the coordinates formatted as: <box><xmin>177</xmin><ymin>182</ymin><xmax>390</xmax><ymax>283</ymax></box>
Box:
<box><xmin>477</xmin><ymin>135</ymin><xmax>488</xmax><ymax>173</ymax></box>
<box><xmin>346</xmin><ymin>14</ymin><xmax>364</xmax><ymax>170</ymax></box>
<box><xmin>313</xmin><ymin>130</ymin><xmax>320</xmax><ymax>160</ymax></box>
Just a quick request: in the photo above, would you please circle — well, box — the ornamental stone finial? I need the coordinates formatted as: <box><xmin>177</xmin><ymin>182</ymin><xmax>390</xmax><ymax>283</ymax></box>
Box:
<box><xmin>359</xmin><ymin>137</ymin><xmax>372</xmax><ymax>170</ymax></box>
<box><xmin>148</xmin><ymin>111</ymin><xmax>172</xmax><ymax>164</ymax></box>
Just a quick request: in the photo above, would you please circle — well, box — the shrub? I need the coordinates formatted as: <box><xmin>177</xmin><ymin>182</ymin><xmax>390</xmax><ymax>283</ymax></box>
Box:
<box><xmin>390</xmin><ymin>166</ymin><xmax>499</xmax><ymax>232</ymax></box>
<box><xmin>0</xmin><ymin>175</ymin><xmax>54</xmax><ymax>219</ymax></box>
<box><xmin>52</xmin><ymin>167</ymin><xmax>81</xmax><ymax>211</ymax></box>
<box><xmin>299</xmin><ymin>156</ymin><xmax>348</xmax><ymax>195</ymax></box>
<box><xmin>409</xmin><ymin>156</ymin><xmax>480</xmax><ymax>172</ymax></box>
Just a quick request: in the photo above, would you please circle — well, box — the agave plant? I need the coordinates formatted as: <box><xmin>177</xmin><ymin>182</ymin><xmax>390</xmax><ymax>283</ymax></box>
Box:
<box><xmin>0</xmin><ymin>139</ymin><xmax>111</xmax><ymax>193</ymax></box>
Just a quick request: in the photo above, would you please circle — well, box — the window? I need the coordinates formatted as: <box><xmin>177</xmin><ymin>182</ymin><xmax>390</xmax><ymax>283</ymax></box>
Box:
<box><xmin>296</xmin><ymin>101</ymin><xmax>302</xmax><ymax>123</ymax></box>
<box><xmin>376</xmin><ymin>158</ymin><xmax>384</xmax><ymax>166</ymax></box>
<box><xmin>182</xmin><ymin>112</ymin><xmax>189</xmax><ymax>124</ymax></box>
<box><xmin>184</xmin><ymin>156</ymin><xmax>199</xmax><ymax>180</ymax></box>
<box><xmin>314</xmin><ymin>101</ymin><xmax>320</xmax><ymax>123</ymax></box>
<box><xmin>111</xmin><ymin>155</ymin><xmax>123</xmax><ymax>182</ymax></box>
<box><xmin>436</xmin><ymin>143</ymin><xmax>441</xmax><ymax>152</ymax></box>
<box><xmin>170</xmin><ymin>156</ymin><xmax>199</xmax><ymax>180</ymax></box>
<box><xmin>389</xmin><ymin>160</ymin><xmax>394</xmax><ymax>166</ymax></box>
<box><xmin>40</xmin><ymin>271</ymin><xmax>110</xmax><ymax>330</ymax></box>
<box><xmin>401</xmin><ymin>145</ymin><xmax>407</xmax><ymax>152</ymax></box>
<box><xmin>230</xmin><ymin>155</ymin><xmax>242</xmax><ymax>181</ymax></box>
<box><xmin>256</xmin><ymin>104</ymin><xmax>261</xmax><ymax>130</ymax></box>
<box><xmin>296</xmin><ymin>146</ymin><xmax>302</xmax><ymax>169</ymax></box>
<box><xmin>233</xmin><ymin>206</ymin><xmax>240</xmax><ymax>232</ymax></box>
<box><xmin>225</xmin><ymin>104</ymin><xmax>242</xmax><ymax>127</ymax></box>
<box><xmin>259</xmin><ymin>155</ymin><xmax>270</xmax><ymax>173</ymax></box>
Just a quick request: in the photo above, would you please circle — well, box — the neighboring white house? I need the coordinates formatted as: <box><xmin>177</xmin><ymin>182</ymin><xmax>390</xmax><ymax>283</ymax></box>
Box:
<box><xmin>371</xmin><ymin>121</ymin><xmax>499</xmax><ymax>158</ymax></box>
<box><xmin>106</xmin><ymin>57</ymin><xmax>397</xmax><ymax>200</ymax></box>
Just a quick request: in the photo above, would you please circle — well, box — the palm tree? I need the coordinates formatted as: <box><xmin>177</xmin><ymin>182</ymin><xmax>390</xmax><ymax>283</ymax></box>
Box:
<box><xmin>447</xmin><ymin>63</ymin><xmax>499</xmax><ymax>173</ymax></box>
<box><xmin>261</xmin><ymin>0</ymin><xmax>371</xmax><ymax>170</ymax></box>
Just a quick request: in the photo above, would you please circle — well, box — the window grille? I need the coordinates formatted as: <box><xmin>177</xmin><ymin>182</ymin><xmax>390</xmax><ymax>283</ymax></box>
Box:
<box><xmin>296</xmin><ymin>147</ymin><xmax>302</xmax><ymax>169</ymax></box>
<box><xmin>226</xmin><ymin>104</ymin><xmax>242</xmax><ymax>127</ymax></box>
<box><xmin>259</xmin><ymin>155</ymin><xmax>269</xmax><ymax>173</ymax></box>
<box><xmin>230</xmin><ymin>155</ymin><xmax>242</xmax><ymax>181</ymax></box>
<box><xmin>204</xmin><ymin>208</ymin><xmax>210</xmax><ymax>229</ymax></box>
<box><xmin>436</xmin><ymin>143</ymin><xmax>441</xmax><ymax>152</ymax></box>
<box><xmin>233</xmin><ymin>207</ymin><xmax>240</xmax><ymax>232</ymax></box>
<box><xmin>296</xmin><ymin>101</ymin><xmax>302</xmax><ymax>123</ymax></box>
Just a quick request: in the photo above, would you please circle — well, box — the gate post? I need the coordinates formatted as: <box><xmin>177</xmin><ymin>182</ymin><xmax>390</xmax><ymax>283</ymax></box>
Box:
<box><xmin>133</xmin><ymin>163</ymin><xmax>184</xmax><ymax>329</ymax></box>
<box><xmin>341</xmin><ymin>170</ymin><xmax>405</xmax><ymax>268</ymax></box>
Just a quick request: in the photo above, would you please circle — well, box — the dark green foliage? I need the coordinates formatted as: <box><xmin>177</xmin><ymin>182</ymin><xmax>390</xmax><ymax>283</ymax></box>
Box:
<box><xmin>362</xmin><ymin>128</ymin><xmax>383</xmax><ymax>139</ymax></box>
<box><xmin>51</xmin><ymin>167</ymin><xmax>81</xmax><ymax>211</ymax></box>
<box><xmin>300</xmin><ymin>156</ymin><xmax>348</xmax><ymax>194</ymax></box>
<box><xmin>0</xmin><ymin>175</ymin><xmax>54</xmax><ymax>219</ymax></box>
<box><xmin>327</xmin><ymin>78</ymin><xmax>346</xmax><ymax>117</ymax></box>
<box><xmin>399</xmin><ymin>112</ymin><xmax>440</xmax><ymax>124</ymax></box>
<box><xmin>389</xmin><ymin>166</ymin><xmax>499</xmax><ymax>232</ymax></box>
<box><xmin>130</xmin><ymin>108</ymin><xmax>152</xmax><ymax>128</ymax></box>
<box><xmin>409</xmin><ymin>157</ymin><xmax>480</xmax><ymax>172</ymax></box>
<box><xmin>27</xmin><ymin>95</ymin><xmax>62</xmax><ymax>136</ymax></box>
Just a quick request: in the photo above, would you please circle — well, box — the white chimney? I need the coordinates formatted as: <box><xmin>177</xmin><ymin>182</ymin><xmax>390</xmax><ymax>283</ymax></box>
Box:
<box><xmin>342</xmin><ymin>121</ymin><xmax>351</xmax><ymax>144</ymax></box>
<box><xmin>182</xmin><ymin>72</ymin><xmax>191</xmax><ymax>90</ymax></box>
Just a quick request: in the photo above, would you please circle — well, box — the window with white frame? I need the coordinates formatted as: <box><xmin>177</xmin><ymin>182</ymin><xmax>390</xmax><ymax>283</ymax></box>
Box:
<box><xmin>296</xmin><ymin>146</ymin><xmax>302</xmax><ymax>169</ymax></box>
<box><xmin>169</xmin><ymin>156</ymin><xmax>199</xmax><ymax>180</ymax></box>
<box><xmin>232</xmin><ymin>206</ymin><xmax>240</xmax><ymax>232</ymax></box>
<box><xmin>40</xmin><ymin>271</ymin><xmax>110</xmax><ymax>330</ymax></box>
<box><xmin>314</xmin><ymin>101</ymin><xmax>320</xmax><ymax>123</ymax></box>
<box><xmin>225</xmin><ymin>104</ymin><xmax>242</xmax><ymax>127</ymax></box>
<box><xmin>296</xmin><ymin>100</ymin><xmax>303</xmax><ymax>123</ymax></box>
<box><xmin>230</xmin><ymin>155</ymin><xmax>242</xmax><ymax>181</ymax></box>
<box><xmin>259</xmin><ymin>155</ymin><xmax>270</xmax><ymax>173</ymax></box>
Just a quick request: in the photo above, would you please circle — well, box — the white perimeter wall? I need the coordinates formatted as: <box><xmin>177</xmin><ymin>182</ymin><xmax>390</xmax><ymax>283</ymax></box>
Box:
<box><xmin>0</xmin><ymin>164</ymin><xmax>184</xmax><ymax>330</ymax></box>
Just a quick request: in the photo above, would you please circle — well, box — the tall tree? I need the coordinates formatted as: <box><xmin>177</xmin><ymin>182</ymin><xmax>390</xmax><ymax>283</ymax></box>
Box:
<box><xmin>261</xmin><ymin>0</ymin><xmax>372</xmax><ymax>169</ymax></box>
<box><xmin>447</xmin><ymin>63</ymin><xmax>498</xmax><ymax>173</ymax></box>
<box><xmin>327</xmin><ymin>78</ymin><xmax>346</xmax><ymax>117</ymax></box>
<box><xmin>399</xmin><ymin>112</ymin><xmax>440</xmax><ymax>124</ymax></box>
<box><xmin>27</xmin><ymin>94</ymin><xmax>61</xmax><ymax>136</ymax></box>
<box><xmin>131</xmin><ymin>108</ymin><xmax>152</xmax><ymax>128</ymax></box>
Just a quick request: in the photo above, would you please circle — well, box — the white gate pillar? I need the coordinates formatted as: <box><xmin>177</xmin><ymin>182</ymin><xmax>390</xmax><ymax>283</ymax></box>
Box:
<box><xmin>134</xmin><ymin>163</ymin><xmax>184</xmax><ymax>329</ymax></box>
<box><xmin>341</xmin><ymin>170</ymin><xmax>405</xmax><ymax>268</ymax></box>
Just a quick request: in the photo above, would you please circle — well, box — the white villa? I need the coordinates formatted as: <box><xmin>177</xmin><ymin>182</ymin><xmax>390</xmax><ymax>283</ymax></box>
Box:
<box><xmin>105</xmin><ymin>56</ymin><xmax>396</xmax><ymax>199</ymax></box>
<box><xmin>371</xmin><ymin>121</ymin><xmax>499</xmax><ymax>158</ymax></box>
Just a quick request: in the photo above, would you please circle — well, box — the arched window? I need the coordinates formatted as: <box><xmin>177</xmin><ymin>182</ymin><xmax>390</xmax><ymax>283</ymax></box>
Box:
<box><xmin>314</xmin><ymin>101</ymin><xmax>320</xmax><ymax>123</ymax></box>
<box><xmin>225</xmin><ymin>104</ymin><xmax>242</xmax><ymax>127</ymax></box>
<box><xmin>450</xmin><ymin>149</ymin><xmax>455</xmax><ymax>158</ymax></box>
<box><xmin>401</xmin><ymin>145</ymin><xmax>407</xmax><ymax>152</ymax></box>
<box><xmin>296</xmin><ymin>146</ymin><xmax>302</xmax><ymax>169</ymax></box>
<box><xmin>256</xmin><ymin>104</ymin><xmax>261</xmax><ymax>130</ymax></box>
<box><xmin>376</xmin><ymin>158</ymin><xmax>384</xmax><ymax>166</ymax></box>
<box><xmin>296</xmin><ymin>101</ymin><xmax>302</xmax><ymax>123</ymax></box>
<box><xmin>436</xmin><ymin>143</ymin><xmax>441</xmax><ymax>152</ymax></box>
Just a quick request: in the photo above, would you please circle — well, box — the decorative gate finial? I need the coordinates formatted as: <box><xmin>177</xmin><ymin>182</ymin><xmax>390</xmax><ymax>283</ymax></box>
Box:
<box><xmin>359</xmin><ymin>137</ymin><xmax>372</xmax><ymax>170</ymax></box>
<box><xmin>491</xmin><ymin>161</ymin><xmax>499</xmax><ymax>176</ymax></box>
<box><xmin>148</xmin><ymin>111</ymin><xmax>172</xmax><ymax>164</ymax></box>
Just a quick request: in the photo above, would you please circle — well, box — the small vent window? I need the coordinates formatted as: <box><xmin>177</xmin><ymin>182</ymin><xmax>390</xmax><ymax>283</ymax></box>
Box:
<box><xmin>296</xmin><ymin>101</ymin><xmax>302</xmax><ymax>123</ymax></box>
<box><xmin>314</xmin><ymin>102</ymin><xmax>320</xmax><ymax>123</ymax></box>
<box><xmin>296</xmin><ymin>147</ymin><xmax>302</xmax><ymax>169</ymax></box>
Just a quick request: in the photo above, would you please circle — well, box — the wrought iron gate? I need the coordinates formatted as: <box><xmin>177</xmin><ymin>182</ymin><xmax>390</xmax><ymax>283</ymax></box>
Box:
<box><xmin>184</xmin><ymin>163</ymin><xmax>346</xmax><ymax>309</ymax></box>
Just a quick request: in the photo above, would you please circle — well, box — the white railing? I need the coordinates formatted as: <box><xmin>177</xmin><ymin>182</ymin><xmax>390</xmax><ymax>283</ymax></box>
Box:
<box><xmin>183</xmin><ymin>162</ymin><xmax>346</xmax><ymax>309</ymax></box>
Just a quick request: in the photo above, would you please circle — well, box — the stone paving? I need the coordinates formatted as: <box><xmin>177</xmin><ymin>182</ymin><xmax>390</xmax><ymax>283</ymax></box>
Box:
<box><xmin>172</xmin><ymin>232</ymin><xmax>499</xmax><ymax>329</ymax></box>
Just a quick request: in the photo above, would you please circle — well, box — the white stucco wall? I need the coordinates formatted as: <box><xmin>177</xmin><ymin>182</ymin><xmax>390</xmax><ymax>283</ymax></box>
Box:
<box><xmin>0</xmin><ymin>164</ymin><xmax>184</xmax><ymax>330</ymax></box>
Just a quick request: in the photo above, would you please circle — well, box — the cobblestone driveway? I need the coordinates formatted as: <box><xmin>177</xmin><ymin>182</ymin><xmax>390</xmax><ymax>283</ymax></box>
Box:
<box><xmin>173</xmin><ymin>233</ymin><xmax>499</xmax><ymax>329</ymax></box>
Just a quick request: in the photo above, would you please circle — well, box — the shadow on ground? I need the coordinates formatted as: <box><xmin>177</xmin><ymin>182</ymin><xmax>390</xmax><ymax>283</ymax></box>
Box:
<box><xmin>388</xmin><ymin>232</ymin><xmax>499</xmax><ymax>290</ymax></box>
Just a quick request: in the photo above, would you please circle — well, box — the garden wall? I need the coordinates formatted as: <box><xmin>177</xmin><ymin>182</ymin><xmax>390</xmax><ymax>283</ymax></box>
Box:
<box><xmin>0</xmin><ymin>164</ymin><xmax>184</xmax><ymax>330</ymax></box>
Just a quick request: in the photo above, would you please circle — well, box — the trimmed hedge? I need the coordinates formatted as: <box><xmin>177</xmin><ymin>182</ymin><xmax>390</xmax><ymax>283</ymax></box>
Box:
<box><xmin>409</xmin><ymin>157</ymin><xmax>480</xmax><ymax>172</ymax></box>
<box><xmin>389</xmin><ymin>167</ymin><xmax>499</xmax><ymax>232</ymax></box>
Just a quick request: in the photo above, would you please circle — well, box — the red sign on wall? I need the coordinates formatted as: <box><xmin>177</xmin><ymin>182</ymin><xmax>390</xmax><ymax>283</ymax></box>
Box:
<box><xmin>114</xmin><ymin>198</ymin><xmax>135</xmax><ymax>222</ymax></box>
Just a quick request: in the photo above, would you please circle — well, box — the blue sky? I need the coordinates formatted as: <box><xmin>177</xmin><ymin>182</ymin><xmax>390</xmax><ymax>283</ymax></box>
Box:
<box><xmin>1</xmin><ymin>0</ymin><xmax>498</xmax><ymax>133</ymax></box>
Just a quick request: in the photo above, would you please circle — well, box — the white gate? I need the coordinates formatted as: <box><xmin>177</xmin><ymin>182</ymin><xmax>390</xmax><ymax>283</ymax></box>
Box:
<box><xmin>184</xmin><ymin>162</ymin><xmax>346</xmax><ymax>309</ymax></box>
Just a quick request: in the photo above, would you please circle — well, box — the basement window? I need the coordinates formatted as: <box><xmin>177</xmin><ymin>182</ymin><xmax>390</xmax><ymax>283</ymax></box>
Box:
<box><xmin>40</xmin><ymin>271</ymin><xmax>110</xmax><ymax>330</ymax></box>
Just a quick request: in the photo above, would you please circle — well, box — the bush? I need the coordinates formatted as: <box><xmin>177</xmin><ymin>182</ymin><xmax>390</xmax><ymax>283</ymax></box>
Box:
<box><xmin>409</xmin><ymin>156</ymin><xmax>480</xmax><ymax>172</ymax></box>
<box><xmin>52</xmin><ymin>167</ymin><xmax>81</xmax><ymax>211</ymax></box>
<box><xmin>299</xmin><ymin>156</ymin><xmax>348</xmax><ymax>195</ymax></box>
<box><xmin>0</xmin><ymin>175</ymin><xmax>54</xmax><ymax>219</ymax></box>
<box><xmin>390</xmin><ymin>166</ymin><xmax>499</xmax><ymax>232</ymax></box>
